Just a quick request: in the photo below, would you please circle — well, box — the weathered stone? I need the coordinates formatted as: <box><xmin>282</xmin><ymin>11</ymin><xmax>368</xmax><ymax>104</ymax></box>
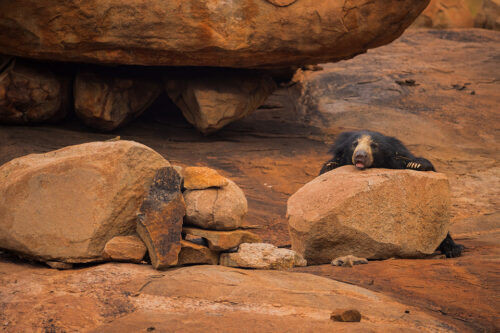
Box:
<box><xmin>287</xmin><ymin>166</ymin><xmax>451</xmax><ymax>264</ymax></box>
<box><xmin>184</xmin><ymin>179</ymin><xmax>247</xmax><ymax>230</ymax></box>
<box><xmin>331</xmin><ymin>255</ymin><xmax>368</xmax><ymax>267</ymax></box>
<box><xmin>0</xmin><ymin>1</ymin><xmax>429</xmax><ymax>68</ymax></box>
<box><xmin>166</xmin><ymin>72</ymin><xmax>276</xmax><ymax>134</ymax></box>
<box><xmin>74</xmin><ymin>70</ymin><xmax>162</xmax><ymax>131</ymax></box>
<box><xmin>476</xmin><ymin>0</ymin><xmax>500</xmax><ymax>30</ymax></box>
<box><xmin>177</xmin><ymin>240</ymin><xmax>219</xmax><ymax>266</ymax></box>
<box><xmin>0</xmin><ymin>140</ymin><xmax>169</xmax><ymax>263</ymax></box>
<box><xmin>0</xmin><ymin>57</ymin><xmax>69</xmax><ymax>124</ymax></box>
<box><xmin>183</xmin><ymin>227</ymin><xmax>261</xmax><ymax>252</ymax></box>
<box><xmin>330</xmin><ymin>309</ymin><xmax>362</xmax><ymax>322</ymax></box>
<box><xmin>0</xmin><ymin>263</ymin><xmax>459</xmax><ymax>332</ymax></box>
<box><xmin>413</xmin><ymin>0</ymin><xmax>476</xmax><ymax>28</ymax></box>
<box><xmin>182</xmin><ymin>166</ymin><xmax>229</xmax><ymax>190</ymax></box>
<box><xmin>413</xmin><ymin>0</ymin><xmax>500</xmax><ymax>30</ymax></box>
<box><xmin>220</xmin><ymin>243</ymin><xmax>307</xmax><ymax>270</ymax></box>
<box><xmin>103</xmin><ymin>235</ymin><xmax>147</xmax><ymax>263</ymax></box>
<box><xmin>137</xmin><ymin>167</ymin><xmax>185</xmax><ymax>270</ymax></box>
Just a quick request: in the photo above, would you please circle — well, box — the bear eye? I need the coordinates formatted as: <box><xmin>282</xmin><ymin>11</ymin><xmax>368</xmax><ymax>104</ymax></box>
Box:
<box><xmin>352</xmin><ymin>140</ymin><xmax>358</xmax><ymax>148</ymax></box>
<box><xmin>371</xmin><ymin>143</ymin><xmax>379</xmax><ymax>149</ymax></box>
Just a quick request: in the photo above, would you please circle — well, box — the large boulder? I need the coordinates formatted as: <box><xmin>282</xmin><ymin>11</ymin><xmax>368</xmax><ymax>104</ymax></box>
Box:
<box><xmin>74</xmin><ymin>70</ymin><xmax>162</xmax><ymax>131</ymax></box>
<box><xmin>287</xmin><ymin>166</ymin><xmax>451</xmax><ymax>264</ymax></box>
<box><xmin>0</xmin><ymin>140</ymin><xmax>169</xmax><ymax>264</ymax></box>
<box><xmin>0</xmin><ymin>57</ymin><xmax>69</xmax><ymax>124</ymax></box>
<box><xmin>165</xmin><ymin>72</ymin><xmax>276</xmax><ymax>134</ymax></box>
<box><xmin>0</xmin><ymin>0</ymin><xmax>429</xmax><ymax>68</ymax></box>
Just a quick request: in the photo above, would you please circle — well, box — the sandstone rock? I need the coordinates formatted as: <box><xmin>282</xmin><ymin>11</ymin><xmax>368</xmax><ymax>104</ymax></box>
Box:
<box><xmin>183</xmin><ymin>166</ymin><xmax>228</xmax><ymax>190</ymax></box>
<box><xmin>183</xmin><ymin>227</ymin><xmax>261</xmax><ymax>252</ymax></box>
<box><xmin>220</xmin><ymin>243</ymin><xmax>307</xmax><ymax>270</ymax></box>
<box><xmin>413</xmin><ymin>0</ymin><xmax>500</xmax><ymax>30</ymax></box>
<box><xmin>102</xmin><ymin>235</ymin><xmax>147</xmax><ymax>263</ymax></box>
<box><xmin>0</xmin><ymin>263</ymin><xmax>458</xmax><ymax>332</ymax></box>
<box><xmin>0</xmin><ymin>1</ymin><xmax>429</xmax><ymax>68</ymax></box>
<box><xmin>287</xmin><ymin>166</ymin><xmax>451</xmax><ymax>264</ymax></box>
<box><xmin>177</xmin><ymin>240</ymin><xmax>219</xmax><ymax>266</ymax></box>
<box><xmin>330</xmin><ymin>309</ymin><xmax>362</xmax><ymax>322</ymax></box>
<box><xmin>184</xmin><ymin>179</ymin><xmax>247</xmax><ymax>230</ymax></box>
<box><xmin>413</xmin><ymin>0</ymin><xmax>476</xmax><ymax>28</ymax></box>
<box><xmin>476</xmin><ymin>0</ymin><xmax>500</xmax><ymax>30</ymax></box>
<box><xmin>165</xmin><ymin>72</ymin><xmax>276</xmax><ymax>134</ymax></box>
<box><xmin>0</xmin><ymin>57</ymin><xmax>69</xmax><ymax>124</ymax></box>
<box><xmin>74</xmin><ymin>70</ymin><xmax>162</xmax><ymax>131</ymax></box>
<box><xmin>137</xmin><ymin>167</ymin><xmax>185</xmax><ymax>270</ymax></box>
<box><xmin>331</xmin><ymin>255</ymin><xmax>369</xmax><ymax>267</ymax></box>
<box><xmin>0</xmin><ymin>140</ymin><xmax>169</xmax><ymax>263</ymax></box>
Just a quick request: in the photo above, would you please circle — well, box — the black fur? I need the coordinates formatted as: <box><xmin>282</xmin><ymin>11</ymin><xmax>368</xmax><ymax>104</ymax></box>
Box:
<box><xmin>320</xmin><ymin>130</ymin><xmax>463</xmax><ymax>258</ymax></box>
<box><xmin>319</xmin><ymin>130</ymin><xmax>435</xmax><ymax>174</ymax></box>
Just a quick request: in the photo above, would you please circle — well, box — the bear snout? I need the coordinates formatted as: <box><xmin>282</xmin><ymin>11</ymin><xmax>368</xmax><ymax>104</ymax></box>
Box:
<box><xmin>353</xmin><ymin>150</ymin><xmax>370</xmax><ymax>169</ymax></box>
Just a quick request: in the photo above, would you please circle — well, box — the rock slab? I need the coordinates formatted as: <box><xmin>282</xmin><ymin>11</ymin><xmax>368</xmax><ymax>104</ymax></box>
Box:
<box><xmin>177</xmin><ymin>240</ymin><xmax>219</xmax><ymax>266</ymax></box>
<box><xmin>183</xmin><ymin>227</ymin><xmax>261</xmax><ymax>252</ymax></box>
<box><xmin>103</xmin><ymin>235</ymin><xmax>147</xmax><ymax>263</ymax></box>
<box><xmin>220</xmin><ymin>243</ymin><xmax>307</xmax><ymax>270</ymax></box>
<box><xmin>0</xmin><ymin>141</ymin><xmax>169</xmax><ymax>263</ymax></box>
<box><xmin>184</xmin><ymin>179</ymin><xmax>248</xmax><ymax>230</ymax></box>
<box><xmin>0</xmin><ymin>0</ymin><xmax>430</xmax><ymax>68</ymax></box>
<box><xmin>182</xmin><ymin>166</ymin><xmax>228</xmax><ymax>190</ymax></box>
<box><xmin>287</xmin><ymin>166</ymin><xmax>451</xmax><ymax>264</ymax></box>
<box><xmin>137</xmin><ymin>167</ymin><xmax>185</xmax><ymax>270</ymax></box>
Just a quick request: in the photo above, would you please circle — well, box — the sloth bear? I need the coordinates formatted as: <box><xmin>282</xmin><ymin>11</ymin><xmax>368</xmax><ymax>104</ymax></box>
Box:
<box><xmin>320</xmin><ymin>130</ymin><xmax>464</xmax><ymax>258</ymax></box>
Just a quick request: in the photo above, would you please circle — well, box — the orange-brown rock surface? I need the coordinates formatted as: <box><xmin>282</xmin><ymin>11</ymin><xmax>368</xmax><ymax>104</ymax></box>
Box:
<box><xmin>0</xmin><ymin>29</ymin><xmax>498</xmax><ymax>331</ymax></box>
<box><xmin>182</xmin><ymin>166</ymin><xmax>229</xmax><ymax>190</ymax></box>
<box><xmin>0</xmin><ymin>262</ymin><xmax>461</xmax><ymax>332</ymax></box>
<box><xmin>184</xmin><ymin>179</ymin><xmax>248</xmax><ymax>230</ymax></box>
<box><xmin>413</xmin><ymin>0</ymin><xmax>500</xmax><ymax>29</ymax></box>
<box><xmin>102</xmin><ymin>235</ymin><xmax>147</xmax><ymax>263</ymax></box>
<box><xmin>287</xmin><ymin>166</ymin><xmax>451</xmax><ymax>264</ymax></box>
<box><xmin>0</xmin><ymin>0</ymin><xmax>429</xmax><ymax>68</ymax></box>
<box><xmin>177</xmin><ymin>240</ymin><xmax>219</xmax><ymax>266</ymax></box>
<box><xmin>0</xmin><ymin>141</ymin><xmax>169</xmax><ymax>264</ymax></box>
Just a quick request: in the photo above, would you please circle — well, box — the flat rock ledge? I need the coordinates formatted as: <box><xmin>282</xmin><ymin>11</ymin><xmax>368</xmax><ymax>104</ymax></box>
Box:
<box><xmin>0</xmin><ymin>263</ymin><xmax>460</xmax><ymax>332</ymax></box>
<box><xmin>287</xmin><ymin>166</ymin><xmax>451</xmax><ymax>264</ymax></box>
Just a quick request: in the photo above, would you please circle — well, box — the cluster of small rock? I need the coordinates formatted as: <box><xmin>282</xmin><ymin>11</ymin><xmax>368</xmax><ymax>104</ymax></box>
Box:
<box><xmin>0</xmin><ymin>140</ymin><xmax>305</xmax><ymax>270</ymax></box>
<box><xmin>0</xmin><ymin>56</ymin><xmax>275</xmax><ymax>134</ymax></box>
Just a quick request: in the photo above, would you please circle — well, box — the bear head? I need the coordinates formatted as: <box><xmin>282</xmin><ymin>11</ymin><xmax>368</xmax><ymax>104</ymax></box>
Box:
<box><xmin>332</xmin><ymin>131</ymin><xmax>398</xmax><ymax>170</ymax></box>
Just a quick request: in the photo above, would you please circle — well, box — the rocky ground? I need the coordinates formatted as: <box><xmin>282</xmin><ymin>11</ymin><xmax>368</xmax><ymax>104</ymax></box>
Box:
<box><xmin>0</xmin><ymin>28</ymin><xmax>499</xmax><ymax>332</ymax></box>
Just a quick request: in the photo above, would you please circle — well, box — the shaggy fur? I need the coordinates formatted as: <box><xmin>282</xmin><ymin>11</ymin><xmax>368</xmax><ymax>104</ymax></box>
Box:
<box><xmin>320</xmin><ymin>130</ymin><xmax>463</xmax><ymax>258</ymax></box>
